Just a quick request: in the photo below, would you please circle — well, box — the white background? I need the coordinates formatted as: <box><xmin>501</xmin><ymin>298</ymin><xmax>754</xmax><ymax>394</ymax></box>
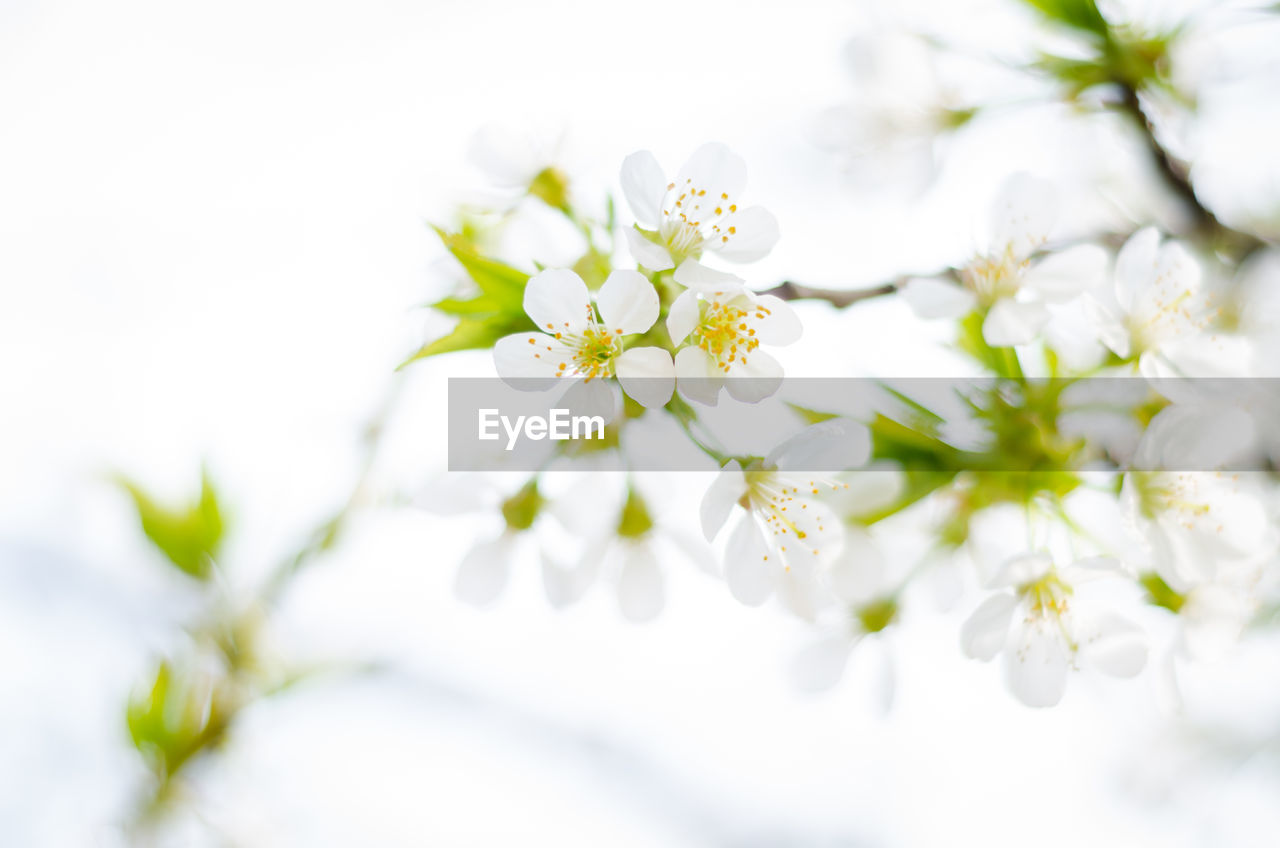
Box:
<box><xmin>3</xmin><ymin>0</ymin><xmax>1279</xmax><ymax>845</ymax></box>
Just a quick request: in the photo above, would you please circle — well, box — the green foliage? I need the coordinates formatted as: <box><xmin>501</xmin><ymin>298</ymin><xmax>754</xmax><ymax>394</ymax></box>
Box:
<box><xmin>1018</xmin><ymin>0</ymin><xmax>1108</xmax><ymax>36</ymax></box>
<box><xmin>957</xmin><ymin>311</ymin><xmax>1024</xmax><ymax>379</ymax></box>
<box><xmin>401</xmin><ymin>227</ymin><xmax>536</xmax><ymax>366</ymax></box>
<box><xmin>501</xmin><ymin>478</ymin><xmax>544</xmax><ymax>531</ymax></box>
<box><xmin>118</xmin><ymin>469</ymin><xmax>225</xmax><ymax>580</ymax></box>
<box><xmin>616</xmin><ymin>487</ymin><xmax>654</xmax><ymax>539</ymax></box>
<box><xmin>126</xmin><ymin>660</ymin><xmax>226</xmax><ymax>781</ymax></box>
<box><xmin>1140</xmin><ymin>571</ymin><xmax>1186</xmax><ymax>613</ymax></box>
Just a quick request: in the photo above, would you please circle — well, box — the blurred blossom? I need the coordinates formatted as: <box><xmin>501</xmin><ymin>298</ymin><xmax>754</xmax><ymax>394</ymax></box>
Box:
<box><xmin>811</xmin><ymin>32</ymin><xmax>973</xmax><ymax>190</ymax></box>
<box><xmin>961</xmin><ymin>552</ymin><xmax>1148</xmax><ymax>707</ymax></box>
<box><xmin>902</xmin><ymin>172</ymin><xmax>1109</xmax><ymax>346</ymax></box>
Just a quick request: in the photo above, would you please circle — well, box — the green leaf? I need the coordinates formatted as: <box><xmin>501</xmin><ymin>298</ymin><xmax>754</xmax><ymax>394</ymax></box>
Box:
<box><xmin>1018</xmin><ymin>0</ymin><xmax>1108</xmax><ymax>36</ymax></box>
<box><xmin>399</xmin><ymin>312</ymin><xmax>534</xmax><ymax>366</ymax></box>
<box><xmin>404</xmin><ymin>227</ymin><xmax>538</xmax><ymax>366</ymax></box>
<box><xmin>431</xmin><ymin>225</ymin><xmax>529</xmax><ymax>306</ymax></box>
<box><xmin>117</xmin><ymin>468</ymin><xmax>225</xmax><ymax>580</ymax></box>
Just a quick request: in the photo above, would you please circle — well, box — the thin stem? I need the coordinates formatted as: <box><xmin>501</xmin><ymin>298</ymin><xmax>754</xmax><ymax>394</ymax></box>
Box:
<box><xmin>756</xmin><ymin>278</ymin><xmax>905</xmax><ymax>309</ymax></box>
<box><xmin>1116</xmin><ymin>84</ymin><xmax>1264</xmax><ymax>257</ymax></box>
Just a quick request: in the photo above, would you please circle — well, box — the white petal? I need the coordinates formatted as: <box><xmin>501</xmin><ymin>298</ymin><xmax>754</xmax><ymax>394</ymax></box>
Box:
<box><xmin>1084</xmin><ymin>294</ymin><xmax>1132</xmax><ymax>358</ymax></box>
<box><xmin>724</xmin><ymin>350</ymin><xmax>783</xmax><ymax>403</ymax></box>
<box><xmin>666</xmin><ymin>289</ymin><xmax>701</xmax><ymax>345</ymax></box>
<box><xmin>767</xmin><ymin>417</ymin><xmax>871</xmax><ymax>472</ymax></box>
<box><xmin>987</xmin><ymin>552</ymin><xmax>1053</xmax><ymax>589</ymax></box>
<box><xmin>826</xmin><ymin>525</ymin><xmax>887</xmax><ymax>604</ymax></box>
<box><xmin>454</xmin><ymin>534</ymin><xmax>515</xmax><ymax>606</ymax></box>
<box><xmin>615</xmin><ymin>346</ymin><xmax>675</xmax><ymax>408</ymax></box>
<box><xmin>1114</xmin><ymin>226</ymin><xmax>1161</xmax><ymax>313</ymax></box>
<box><xmin>789</xmin><ymin>634</ymin><xmax>854</xmax><ymax>693</ymax></box>
<box><xmin>750</xmin><ymin>294</ymin><xmax>802</xmax><ymax>346</ymax></box>
<box><xmin>623</xmin><ymin>227</ymin><xmax>674</xmax><ymax>272</ymax></box>
<box><xmin>901</xmin><ymin>277</ymin><xmax>977</xmax><ymax>320</ymax></box>
<box><xmin>617</xmin><ymin>543</ymin><xmax>664</xmax><ymax>623</ymax></box>
<box><xmin>541</xmin><ymin>544</ymin><xmax>602</xmax><ymax>609</ymax></box>
<box><xmin>494</xmin><ymin>333</ymin><xmax>572</xmax><ymax>385</ymax></box>
<box><xmin>982</xmin><ymin>299</ymin><xmax>1049</xmax><ymax>347</ymax></box>
<box><xmin>555</xmin><ymin>377</ymin><xmax>619</xmax><ymax>424</ymax></box>
<box><xmin>673</xmin><ymin>259</ymin><xmax>746</xmax><ymax>293</ymax></box>
<box><xmin>597</xmin><ymin>269</ymin><xmax>660</xmax><ymax>335</ymax></box>
<box><xmin>676</xmin><ymin>142</ymin><xmax>747</xmax><ymax>206</ymax></box>
<box><xmin>960</xmin><ymin>592</ymin><xmax>1017</xmax><ymax>660</ymax></box>
<box><xmin>468</xmin><ymin>124</ymin><xmax>536</xmax><ymax>187</ymax></box>
<box><xmin>524</xmin><ymin>268</ymin><xmax>591</xmax><ymax>335</ymax></box>
<box><xmin>700</xmin><ymin>459</ymin><xmax>746</xmax><ymax>540</ymax></box>
<box><xmin>1079</xmin><ymin>614</ymin><xmax>1148</xmax><ymax>678</ymax></box>
<box><xmin>723</xmin><ymin>515</ymin><xmax>774</xmax><ymax>605</ymax></box>
<box><xmin>619</xmin><ymin>150</ymin><xmax>667</xmax><ymax>229</ymax></box>
<box><xmin>1005</xmin><ymin>618</ymin><xmax>1071</xmax><ymax>707</ymax></box>
<box><xmin>775</xmin><ymin>560</ymin><xmax>832</xmax><ymax>621</ymax></box>
<box><xmin>712</xmin><ymin>206</ymin><xmax>779</xmax><ymax>263</ymax></box>
<box><xmin>988</xmin><ymin>172</ymin><xmax>1058</xmax><ymax>260</ymax></box>
<box><xmin>675</xmin><ymin>346</ymin><xmax>724</xmax><ymax>406</ymax></box>
<box><xmin>1022</xmin><ymin>244</ymin><xmax>1110</xmax><ymax>302</ymax></box>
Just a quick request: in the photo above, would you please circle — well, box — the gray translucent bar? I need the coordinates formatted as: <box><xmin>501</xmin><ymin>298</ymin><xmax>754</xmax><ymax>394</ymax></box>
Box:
<box><xmin>447</xmin><ymin>377</ymin><xmax>1280</xmax><ymax>472</ymax></box>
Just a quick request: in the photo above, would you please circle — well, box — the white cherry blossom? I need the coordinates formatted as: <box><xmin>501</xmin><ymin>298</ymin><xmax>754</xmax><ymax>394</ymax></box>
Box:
<box><xmin>788</xmin><ymin>527</ymin><xmax>901</xmax><ymax>708</ymax></box>
<box><xmin>620</xmin><ymin>142</ymin><xmax>779</xmax><ymax>272</ymax></box>
<box><xmin>701</xmin><ymin>419</ymin><xmax>869</xmax><ymax>611</ymax></box>
<box><xmin>666</xmin><ymin>261</ymin><xmax>801</xmax><ymax>406</ymax></box>
<box><xmin>961</xmin><ymin>553</ymin><xmax>1148</xmax><ymax>707</ymax></box>
<box><xmin>1121</xmin><ymin>470</ymin><xmax>1269</xmax><ymax>585</ymax></box>
<box><xmin>901</xmin><ymin>172</ymin><xmax>1109</xmax><ymax>346</ymax></box>
<box><xmin>1085</xmin><ymin>227</ymin><xmax>1250</xmax><ymax>380</ymax></box>
<box><xmin>493</xmin><ymin>267</ymin><xmax>675</xmax><ymax>408</ymax></box>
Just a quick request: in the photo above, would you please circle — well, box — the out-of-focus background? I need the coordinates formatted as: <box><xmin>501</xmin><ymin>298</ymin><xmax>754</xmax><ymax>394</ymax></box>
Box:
<box><xmin>3</xmin><ymin>0</ymin><xmax>1280</xmax><ymax>845</ymax></box>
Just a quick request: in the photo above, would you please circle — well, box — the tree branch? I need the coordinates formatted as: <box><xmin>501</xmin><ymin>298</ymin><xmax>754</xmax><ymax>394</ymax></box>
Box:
<box><xmin>1117</xmin><ymin>84</ymin><xmax>1264</xmax><ymax>257</ymax></box>
<box><xmin>757</xmin><ymin>278</ymin><xmax>905</xmax><ymax>308</ymax></box>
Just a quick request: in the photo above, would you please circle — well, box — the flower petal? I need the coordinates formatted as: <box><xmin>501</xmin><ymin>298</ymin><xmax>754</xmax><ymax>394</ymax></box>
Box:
<box><xmin>825</xmin><ymin>525</ymin><xmax>887</xmax><ymax>604</ymax></box>
<box><xmin>676</xmin><ymin>142</ymin><xmax>747</xmax><ymax>208</ymax></box>
<box><xmin>723</xmin><ymin>515</ymin><xmax>774</xmax><ymax>605</ymax></box>
<box><xmin>542</xmin><ymin>544</ymin><xmax>602</xmax><ymax>609</ymax></box>
<box><xmin>789</xmin><ymin>634</ymin><xmax>854</xmax><ymax>693</ymax></box>
<box><xmin>724</xmin><ymin>350</ymin><xmax>783</xmax><ymax>403</ymax></box>
<box><xmin>620</xmin><ymin>150</ymin><xmax>667</xmax><ymax>229</ymax></box>
<box><xmin>982</xmin><ymin>298</ymin><xmax>1049</xmax><ymax>346</ymax></box>
<box><xmin>988</xmin><ymin>172</ymin><xmax>1058</xmax><ymax>260</ymax></box>
<box><xmin>494</xmin><ymin>333</ymin><xmax>572</xmax><ymax>385</ymax></box>
<box><xmin>1114</xmin><ymin>226</ymin><xmax>1161</xmax><ymax>313</ymax></box>
<box><xmin>987</xmin><ymin>552</ymin><xmax>1053</xmax><ymax>589</ymax></box>
<box><xmin>624</xmin><ymin>227</ymin><xmax>675</xmax><ymax>272</ymax></box>
<box><xmin>454</xmin><ymin>533</ymin><xmax>516</xmax><ymax>606</ymax></box>
<box><xmin>1005</xmin><ymin>617</ymin><xmax>1071</xmax><ymax>707</ymax></box>
<box><xmin>1023</xmin><ymin>244</ymin><xmax>1109</xmax><ymax>302</ymax></box>
<box><xmin>524</xmin><ymin>268</ymin><xmax>591</xmax><ymax>335</ymax></box>
<box><xmin>750</xmin><ymin>294</ymin><xmax>802</xmax><ymax>346</ymax></box>
<box><xmin>666</xmin><ymin>289</ymin><xmax>701</xmax><ymax>345</ymax></box>
<box><xmin>615</xmin><ymin>346</ymin><xmax>675</xmax><ymax>408</ymax></box>
<box><xmin>960</xmin><ymin>592</ymin><xmax>1017</xmax><ymax>661</ymax></box>
<box><xmin>673</xmin><ymin>259</ymin><xmax>746</xmax><ymax>293</ymax></box>
<box><xmin>901</xmin><ymin>277</ymin><xmax>977</xmax><ymax>319</ymax></box>
<box><xmin>617</xmin><ymin>542</ymin><xmax>665</xmax><ymax>623</ymax></box>
<box><xmin>675</xmin><ymin>346</ymin><xmax>724</xmax><ymax>406</ymax></box>
<box><xmin>712</xmin><ymin>205</ymin><xmax>779</xmax><ymax>263</ymax></box>
<box><xmin>597</xmin><ymin>269</ymin><xmax>660</xmax><ymax>335</ymax></box>
<box><xmin>700</xmin><ymin>459</ymin><xmax>746</xmax><ymax>540</ymax></box>
<box><xmin>1079</xmin><ymin>613</ymin><xmax>1148</xmax><ymax>678</ymax></box>
<box><xmin>766</xmin><ymin>417</ymin><xmax>871</xmax><ymax>472</ymax></box>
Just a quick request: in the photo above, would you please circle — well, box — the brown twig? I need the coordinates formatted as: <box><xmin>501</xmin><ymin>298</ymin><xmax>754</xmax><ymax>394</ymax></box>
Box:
<box><xmin>757</xmin><ymin>278</ymin><xmax>905</xmax><ymax>308</ymax></box>
<box><xmin>1117</xmin><ymin>84</ymin><xmax>1264</xmax><ymax>258</ymax></box>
